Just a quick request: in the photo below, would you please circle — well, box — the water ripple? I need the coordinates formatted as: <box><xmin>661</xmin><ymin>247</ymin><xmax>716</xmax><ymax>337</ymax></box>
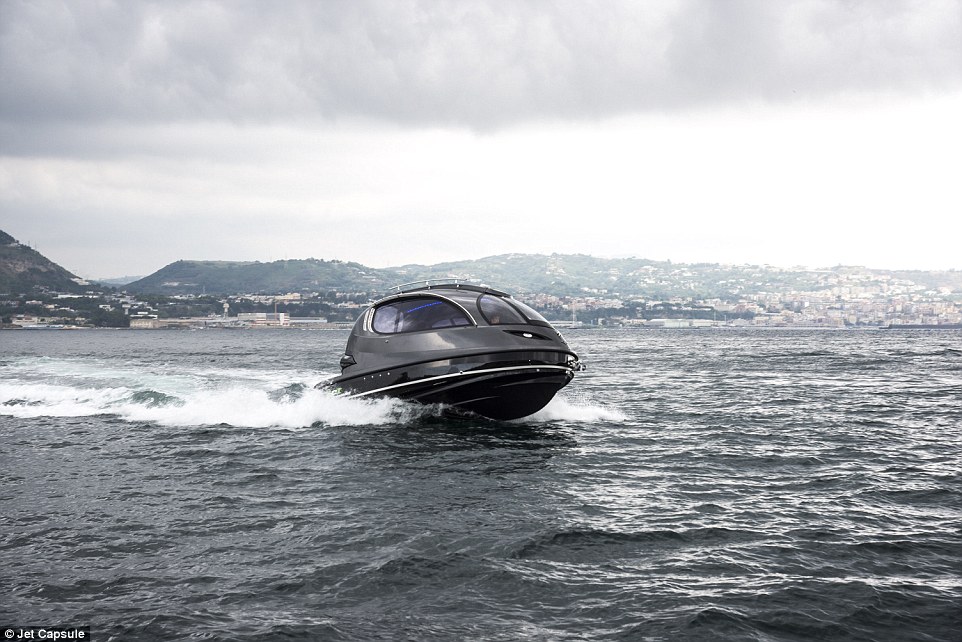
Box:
<box><xmin>1</xmin><ymin>328</ymin><xmax>960</xmax><ymax>640</ymax></box>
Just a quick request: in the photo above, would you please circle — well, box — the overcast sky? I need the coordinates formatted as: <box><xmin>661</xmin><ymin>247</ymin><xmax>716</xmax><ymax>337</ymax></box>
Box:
<box><xmin>2</xmin><ymin>0</ymin><xmax>960</xmax><ymax>278</ymax></box>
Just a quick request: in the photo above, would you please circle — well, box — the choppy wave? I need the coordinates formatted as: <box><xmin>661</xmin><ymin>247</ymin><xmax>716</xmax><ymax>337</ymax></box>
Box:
<box><xmin>4</xmin><ymin>329</ymin><xmax>960</xmax><ymax>641</ymax></box>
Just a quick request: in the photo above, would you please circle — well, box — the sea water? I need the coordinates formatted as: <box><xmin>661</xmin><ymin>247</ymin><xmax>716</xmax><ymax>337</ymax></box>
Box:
<box><xmin>1</xmin><ymin>328</ymin><xmax>960</xmax><ymax>641</ymax></box>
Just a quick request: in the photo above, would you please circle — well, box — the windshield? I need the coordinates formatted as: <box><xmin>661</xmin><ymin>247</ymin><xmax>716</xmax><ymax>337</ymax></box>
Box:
<box><xmin>372</xmin><ymin>297</ymin><xmax>472</xmax><ymax>334</ymax></box>
<box><xmin>478</xmin><ymin>294</ymin><xmax>550</xmax><ymax>326</ymax></box>
<box><xmin>509</xmin><ymin>299</ymin><xmax>549</xmax><ymax>324</ymax></box>
<box><xmin>478</xmin><ymin>294</ymin><xmax>526</xmax><ymax>325</ymax></box>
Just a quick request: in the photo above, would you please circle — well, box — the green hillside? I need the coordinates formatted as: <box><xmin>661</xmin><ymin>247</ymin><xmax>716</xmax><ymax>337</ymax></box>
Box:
<box><xmin>121</xmin><ymin>252</ymin><xmax>962</xmax><ymax>300</ymax></box>
<box><xmin>393</xmin><ymin>254</ymin><xmax>962</xmax><ymax>299</ymax></box>
<box><xmin>123</xmin><ymin>258</ymin><xmax>397</xmax><ymax>295</ymax></box>
<box><xmin>4</xmin><ymin>225</ymin><xmax>959</xmax><ymax>305</ymax></box>
<box><xmin>0</xmin><ymin>230</ymin><xmax>88</xmax><ymax>294</ymax></box>
<box><xmin>391</xmin><ymin>253</ymin><xmax>629</xmax><ymax>296</ymax></box>
<box><xmin>391</xmin><ymin>253</ymin><xmax>821</xmax><ymax>298</ymax></box>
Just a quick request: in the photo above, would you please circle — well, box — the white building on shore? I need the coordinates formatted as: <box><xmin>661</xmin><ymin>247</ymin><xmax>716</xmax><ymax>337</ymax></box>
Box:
<box><xmin>236</xmin><ymin>312</ymin><xmax>290</xmax><ymax>326</ymax></box>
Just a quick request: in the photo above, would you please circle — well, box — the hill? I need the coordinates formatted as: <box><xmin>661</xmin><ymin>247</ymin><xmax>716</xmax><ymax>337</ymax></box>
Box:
<box><xmin>391</xmin><ymin>254</ymin><xmax>962</xmax><ymax>299</ymax></box>
<box><xmin>123</xmin><ymin>258</ymin><xmax>397</xmax><ymax>295</ymax></box>
<box><xmin>123</xmin><ymin>253</ymin><xmax>962</xmax><ymax>300</ymax></box>
<box><xmin>390</xmin><ymin>254</ymin><xmax>647</xmax><ymax>296</ymax></box>
<box><xmin>0</xmin><ymin>230</ymin><xmax>90</xmax><ymax>294</ymax></box>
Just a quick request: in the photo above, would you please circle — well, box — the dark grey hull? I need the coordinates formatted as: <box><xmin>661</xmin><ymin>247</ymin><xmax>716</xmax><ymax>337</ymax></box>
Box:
<box><xmin>326</xmin><ymin>350</ymin><xmax>576</xmax><ymax>420</ymax></box>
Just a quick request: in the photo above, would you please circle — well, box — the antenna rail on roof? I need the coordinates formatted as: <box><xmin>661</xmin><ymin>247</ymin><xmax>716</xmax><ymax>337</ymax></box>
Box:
<box><xmin>386</xmin><ymin>279</ymin><xmax>508</xmax><ymax>296</ymax></box>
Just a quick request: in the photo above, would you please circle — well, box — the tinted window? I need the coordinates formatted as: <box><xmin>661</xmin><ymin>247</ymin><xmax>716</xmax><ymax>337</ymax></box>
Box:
<box><xmin>508</xmin><ymin>299</ymin><xmax>549</xmax><ymax>324</ymax></box>
<box><xmin>372</xmin><ymin>297</ymin><xmax>471</xmax><ymax>334</ymax></box>
<box><xmin>478</xmin><ymin>294</ymin><xmax>526</xmax><ymax>325</ymax></box>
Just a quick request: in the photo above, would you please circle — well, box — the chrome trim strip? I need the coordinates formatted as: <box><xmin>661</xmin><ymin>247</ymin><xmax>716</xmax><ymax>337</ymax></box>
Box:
<box><xmin>362</xmin><ymin>307</ymin><xmax>375</xmax><ymax>332</ymax></box>
<box><xmin>389</xmin><ymin>278</ymin><xmax>478</xmax><ymax>293</ymax></box>
<box><xmin>348</xmin><ymin>364</ymin><xmax>573</xmax><ymax>398</ymax></box>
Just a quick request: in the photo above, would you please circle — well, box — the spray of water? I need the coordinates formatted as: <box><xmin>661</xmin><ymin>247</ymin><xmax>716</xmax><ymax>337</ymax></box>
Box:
<box><xmin>1</xmin><ymin>356</ymin><xmax>621</xmax><ymax>428</ymax></box>
<box><xmin>527</xmin><ymin>395</ymin><xmax>627</xmax><ymax>423</ymax></box>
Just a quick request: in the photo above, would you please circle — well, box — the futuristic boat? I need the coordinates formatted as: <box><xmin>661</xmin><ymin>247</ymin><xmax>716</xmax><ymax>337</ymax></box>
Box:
<box><xmin>322</xmin><ymin>281</ymin><xmax>582</xmax><ymax>420</ymax></box>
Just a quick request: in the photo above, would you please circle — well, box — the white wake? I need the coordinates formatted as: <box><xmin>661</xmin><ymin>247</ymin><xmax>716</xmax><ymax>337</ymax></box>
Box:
<box><xmin>0</xmin><ymin>357</ymin><xmax>418</xmax><ymax>428</ymax></box>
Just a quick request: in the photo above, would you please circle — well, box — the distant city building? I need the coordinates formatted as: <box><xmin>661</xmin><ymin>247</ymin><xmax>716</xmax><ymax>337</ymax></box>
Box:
<box><xmin>236</xmin><ymin>312</ymin><xmax>290</xmax><ymax>326</ymax></box>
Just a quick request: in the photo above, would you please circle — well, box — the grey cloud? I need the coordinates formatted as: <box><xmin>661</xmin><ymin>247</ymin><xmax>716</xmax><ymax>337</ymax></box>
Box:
<box><xmin>1</xmin><ymin>0</ymin><xmax>960</xmax><ymax>133</ymax></box>
<box><xmin>665</xmin><ymin>0</ymin><xmax>962</xmax><ymax>102</ymax></box>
